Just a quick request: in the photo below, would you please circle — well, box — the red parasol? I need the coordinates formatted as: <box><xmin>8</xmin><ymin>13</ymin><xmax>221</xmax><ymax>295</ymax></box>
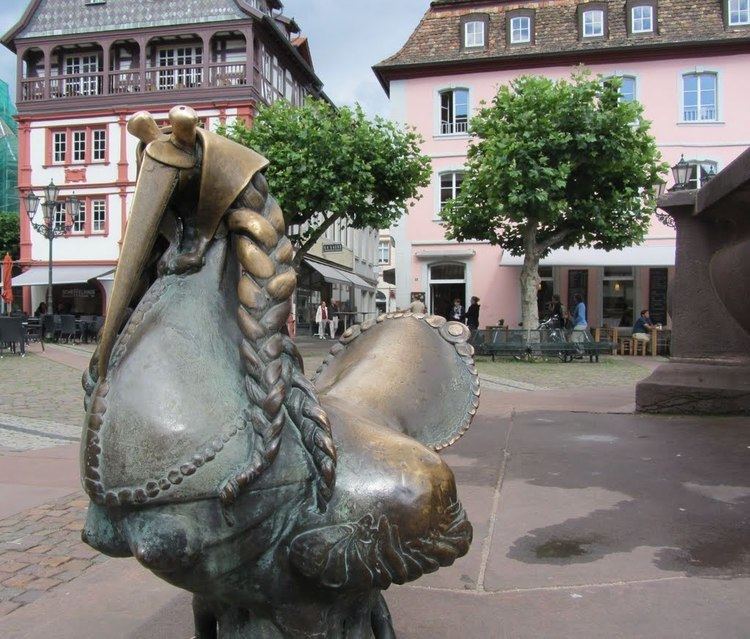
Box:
<box><xmin>1</xmin><ymin>253</ymin><xmax>13</xmax><ymax>308</ymax></box>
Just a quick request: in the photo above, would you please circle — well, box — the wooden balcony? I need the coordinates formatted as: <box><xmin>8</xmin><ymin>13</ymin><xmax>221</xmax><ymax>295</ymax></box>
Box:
<box><xmin>19</xmin><ymin>62</ymin><xmax>250</xmax><ymax>104</ymax></box>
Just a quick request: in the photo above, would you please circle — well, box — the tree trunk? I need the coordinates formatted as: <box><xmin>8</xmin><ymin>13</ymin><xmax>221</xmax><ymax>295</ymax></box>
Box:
<box><xmin>519</xmin><ymin>227</ymin><xmax>541</xmax><ymax>335</ymax></box>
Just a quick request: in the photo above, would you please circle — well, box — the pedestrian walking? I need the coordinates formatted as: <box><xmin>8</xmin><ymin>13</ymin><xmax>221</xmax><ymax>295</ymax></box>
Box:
<box><xmin>465</xmin><ymin>296</ymin><xmax>480</xmax><ymax>331</ymax></box>
<box><xmin>315</xmin><ymin>301</ymin><xmax>331</xmax><ymax>339</ymax></box>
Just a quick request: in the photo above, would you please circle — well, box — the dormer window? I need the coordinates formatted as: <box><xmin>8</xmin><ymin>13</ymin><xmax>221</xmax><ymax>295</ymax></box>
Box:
<box><xmin>583</xmin><ymin>10</ymin><xmax>605</xmax><ymax>37</ymax></box>
<box><xmin>627</xmin><ymin>1</ymin><xmax>657</xmax><ymax>35</ymax></box>
<box><xmin>728</xmin><ymin>0</ymin><xmax>750</xmax><ymax>26</ymax></box>
<box><xmin>464</xmin><ymin>21</ymin><xmax>485</xmax><ymax>48</ymax></box>
<box><xmin>578</xmin><ymin>3</ymin><xmax>608</xmax><ymax>39</ymax></box>
<box><xmin>507</xmin><ymin>10</ymin><xmax>535</xmax><ymax>45</ymax></box>
<box><xmin>460</xmin><ymin>14</ymin><xmax>489</xmax><ymax>51</ymax></box>
<box><xmin>632</xmin><ymin>6</ymin><xmax>653</xmax><ymax>32</ymax></box>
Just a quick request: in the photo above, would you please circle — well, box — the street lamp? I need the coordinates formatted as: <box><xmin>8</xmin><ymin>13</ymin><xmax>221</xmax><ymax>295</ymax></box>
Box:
<box><xmin>24</xmin><ymin>180</ymin><xmax>81</xmax><ymax>320</ymax></box>
<box><xmin>652</xmin><ymin>178</ymin><xmax>674</xmax><ymax>229</ymax></box>
<box><xmin>669</xmin><ymin>155</ymin><xmax>692</xmax><ymax>191</ymax></box>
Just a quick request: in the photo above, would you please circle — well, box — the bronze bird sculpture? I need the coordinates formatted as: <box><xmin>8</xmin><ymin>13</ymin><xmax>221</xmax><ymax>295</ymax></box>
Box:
<box><xmin>80</xmin><ymin>105</ymin><xmax>479</xmax><ymax>638</ymax></box>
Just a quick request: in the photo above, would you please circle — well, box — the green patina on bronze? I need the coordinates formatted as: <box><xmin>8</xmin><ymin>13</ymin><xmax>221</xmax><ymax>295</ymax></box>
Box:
<box><xmin>80</xmin><ymin>105</ymin><xmax>478</xmax><ymax>638</ymax></box>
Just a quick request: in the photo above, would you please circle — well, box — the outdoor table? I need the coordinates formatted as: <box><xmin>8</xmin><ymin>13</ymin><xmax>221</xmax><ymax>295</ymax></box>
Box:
<box><xmin>649</xmin><ymin>325</ymin><xmax>668</xmax><ymax>356</ymax></box>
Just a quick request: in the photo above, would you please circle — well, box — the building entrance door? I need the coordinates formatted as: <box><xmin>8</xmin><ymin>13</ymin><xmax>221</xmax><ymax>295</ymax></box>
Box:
<box><xmin>428</xmin><ymin>263</ymin><xmax>466</xmax><ymax>320</ymax></box>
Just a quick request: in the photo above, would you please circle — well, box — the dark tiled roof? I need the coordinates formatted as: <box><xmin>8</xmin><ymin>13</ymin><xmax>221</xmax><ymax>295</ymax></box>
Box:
<box><xmin>376</xmin><ymin>0</ymin><xmax>750</xmax><ymax>71</ymax></box>
<box><xmin>12</xmin><ymin>0</ymin><xmax>250</xmax><ymax>40</ymax></box>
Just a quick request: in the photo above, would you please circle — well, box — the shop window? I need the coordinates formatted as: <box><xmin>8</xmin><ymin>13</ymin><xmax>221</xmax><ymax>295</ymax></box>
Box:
<box><xmin>602</xmin><ymin>266</ymin><xmax>634</xmax><ymax>328</ymax></box>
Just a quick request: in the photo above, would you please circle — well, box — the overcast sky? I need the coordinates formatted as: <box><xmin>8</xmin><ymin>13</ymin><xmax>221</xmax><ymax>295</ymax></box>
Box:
<box><xmin>0</xmin><ymin>0</ymin><xmax>427</xmax><ymax>116</ymax></box>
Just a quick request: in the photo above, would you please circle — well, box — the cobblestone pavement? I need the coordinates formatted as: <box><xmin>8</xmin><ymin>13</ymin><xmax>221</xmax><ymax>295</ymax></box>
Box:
<box><xmin>0</xmin><ymin>350</ymin><xmax>85</xmax><ymax>429</ymax></box>
<box><xmin>0</xmin><ymin>493</ymin><xmax>103</xmax><ymax>617</ymax></box>
<box><xmin>0</xmin><ymin>412</ymin><xmax>80</xmax><ymax>451</ymax></box>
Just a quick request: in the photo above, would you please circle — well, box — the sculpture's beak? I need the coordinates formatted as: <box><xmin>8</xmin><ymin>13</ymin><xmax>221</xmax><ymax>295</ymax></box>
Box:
<box><xmin>97</xmin><ymin>108</ymin><xmax>198</xmax><ymax>380</ymax></box>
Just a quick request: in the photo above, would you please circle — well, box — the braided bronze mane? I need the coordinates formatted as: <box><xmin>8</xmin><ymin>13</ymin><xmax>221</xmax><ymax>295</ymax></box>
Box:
<box><xmin>220</xmin><ymin>173</ymin><xmax>336</xmax><ymax>509</ymax></box>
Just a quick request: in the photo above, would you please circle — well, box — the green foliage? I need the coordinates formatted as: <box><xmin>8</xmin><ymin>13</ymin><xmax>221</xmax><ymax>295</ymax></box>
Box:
<box><xmin>0</xmin><ymin>211</ymin><xmax>19</xmax><ymax>259</ymax></box>
<box><xmin>442</xmin><ymin>72</ymin><xmax>668</xmax><ymax>257</ymax></box>
<box><xmin>219</xmin><ymin>99</ymin><xmax>431</xmax><ymax>261</ymax></box>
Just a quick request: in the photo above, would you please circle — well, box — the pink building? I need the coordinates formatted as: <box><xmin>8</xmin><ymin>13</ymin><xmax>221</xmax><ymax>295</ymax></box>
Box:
<box><xmin>374</xmin><ymin>0</ymin><xmax>750</xmax><ymax>330</ymax></box>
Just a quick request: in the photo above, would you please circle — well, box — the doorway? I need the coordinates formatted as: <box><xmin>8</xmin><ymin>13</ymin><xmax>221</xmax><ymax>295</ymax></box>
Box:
<box><xmin>429</xmin><ymin>263</ymin><xmax>466</xmax><ymax>320</ymax></box>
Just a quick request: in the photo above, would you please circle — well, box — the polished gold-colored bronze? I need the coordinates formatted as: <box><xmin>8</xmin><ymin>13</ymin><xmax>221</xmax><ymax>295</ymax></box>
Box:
<box><xmin>81</xmin><ymin>105</ymin><xmax>477</xmax><ymax>638</ymax></box>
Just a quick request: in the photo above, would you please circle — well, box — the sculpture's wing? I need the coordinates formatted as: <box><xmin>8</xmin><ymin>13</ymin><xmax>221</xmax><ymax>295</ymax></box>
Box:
<box><xmin>312</xmin><ymin>313</ymin><xmax>480</xmax><ymax>450</ymax></box>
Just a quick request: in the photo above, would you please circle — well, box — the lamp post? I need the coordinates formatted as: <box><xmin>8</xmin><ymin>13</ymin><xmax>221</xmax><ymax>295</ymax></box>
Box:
<box><xmin>23</xmin><ymin>180</ymin><xmax>81</xmax><ymax>318</ymax></box>
<box><xmin>669</xmin><ymin>155</ymin><xmax>692</xmax><ymax>191</ymax></box>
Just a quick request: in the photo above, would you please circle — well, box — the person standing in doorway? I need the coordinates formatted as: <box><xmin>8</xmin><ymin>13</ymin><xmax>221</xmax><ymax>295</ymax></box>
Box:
<box><xmin>450</xmin><ymin>298</ymin><xmax>465</xmax><ymax>323</ymax></box>
<box><xmin>465</xmin><ymin>296</ymin><xmax>480</xmax><ymax>332</ymax></box>
<box><xmin>315</xmin><ymin>301</ymin><xmax>330</xmax><ymax>340</ymax></box>
<box><xmin>570</xmin><ymin>293</ymin><xmax>588</xmax><ymax>348</ymax></box>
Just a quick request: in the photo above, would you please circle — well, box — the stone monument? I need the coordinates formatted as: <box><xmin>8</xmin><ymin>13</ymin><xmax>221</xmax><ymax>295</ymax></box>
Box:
<box><xmin>636</xmin><ymin>147</ymin><xmax>750</xmax><ymax>414</ymax></box>
<box><xmin>79</xmin><ymin>105</ymin><xmax>478</xmax><ymax>637</ymax></box>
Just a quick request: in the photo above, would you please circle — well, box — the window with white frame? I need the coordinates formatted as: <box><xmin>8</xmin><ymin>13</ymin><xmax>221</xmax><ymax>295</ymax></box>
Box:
<box><xmin>631</xmin><ymin>5</ymin><xmax>654</xmax><ymax>32</ymax></box>
<box><xmin>92</xmin><ymin>199</ymin><xmax>106</xmax><ymax>233</ymax></box>
<box><xmin>53</xmin><ymin>202</ymin><xmax>67</xmax><ymax>231</ymax></box>
<box><xmin>464</xmin><ymin>20</ymin><xmax>485</xmax><ymax>48</ymax></box>
<box><xmin>377</xmin><ymin>240</ymin><xmax>390</xmax><ymax>265</ymax></box>
<box><xmin>439</xmin><ymin>172</ymin><xmax>464</xmax><ymax>213</ymax></box>
<box><xmin>71</xmin><ymin>201</ymin><xmax>85</xmax><ymax>233</ymax></box>
<box><xmin>157</xmin><ymin>46</ymin><xmax>203</xmax><ymax>90</ymax></box>
<box><xmin>92</xmin><ymin>129</ymin><xmax>106</xmax><ymax>161</ymax></box>
<box><xmin>583</xmin><ymin>9</ymin><xmax>605</xmax><ymax>37</ymax></box>
<box><xmin>510</xmin><ymin>16</ymin><xmax>532</xmax><ymax>43</ymax></box>
<box><xmin>439</xmin><ymin>88</ymin><xmax>469</xmax><ymax>135</ymax></box>
<box><xmin>618</xmin><ymin>76</ymin><xmax>637</xmax><ymax>102</ymax></box>
<box><xmin>728</xmin><ymin>0</ymin><xmax>750</xmax><ymax>25</ymax></box>
<box><xmin>72</xmin><ymin>130</ymin><xmax>86</xmax><ymax>162</ymax></box>
<box><xmin>685</xmin><ymin>160</ymin><xmax>718</xmax><ymax>189</ymax></box>
<box><xmin>53</xmin><ymin>131</ymin><xmax>67</xmax><ymax>163</ymax></box>
<box><xmin>64</xmin><ymin>54</ymin><xmax>99</xmax><ymax>96</ymax></box>
<box><xmin>682</xmin><ymin>72</ymin><xmax>717</xmax><ymax>122</ymax></box>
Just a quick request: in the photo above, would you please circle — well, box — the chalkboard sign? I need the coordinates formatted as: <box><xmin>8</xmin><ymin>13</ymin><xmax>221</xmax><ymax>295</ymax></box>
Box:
<box><xmin>649</xmin><ymin>268</ymin><xmax>668</xmax><ymax>325</ymax></box>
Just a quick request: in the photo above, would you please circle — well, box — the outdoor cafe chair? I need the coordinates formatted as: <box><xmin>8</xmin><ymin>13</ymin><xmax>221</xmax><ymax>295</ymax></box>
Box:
<box><xmin>58</xmin><ymin>314</ymin><xmax>78</xmax><ymax>343</ymax></box>
<box><xmin>0</xmin><ymin>317</ymin><xmax>26</xmax><ymax>356</ymax></box>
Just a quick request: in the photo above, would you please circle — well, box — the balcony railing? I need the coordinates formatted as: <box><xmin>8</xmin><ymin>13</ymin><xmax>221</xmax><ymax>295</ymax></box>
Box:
<box><xmin>109</xmin><ymin>70</ymin><xmax>141</xmax><ymax>94</ymax></box>
<box><xmin>683</xmin><ymin>106</ymin><xmax>717</xmax><ymax>122</ymax></box>
<box><xmin>210</xmin><ymin>63</ymin><xmax>247</xmax><ymax>86</ymax></box>
<box><xmin>21</xmin><ymin>78</ymin><xmax>45</xmax><ymax>101</ymax></box>
<box><xmin>20</xmin><ymin>62</ymin><xmax>249</xmax><ymax>102</ymax></box>
<box><xmin>145</xmin><ymin>65</ymin><xmax>204</xmax><ymax>92</ymax></box>
<box><xmin>49</xmin><ymin>73</ymin><xmax>104</xmax><ymax>98</ymax></box>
